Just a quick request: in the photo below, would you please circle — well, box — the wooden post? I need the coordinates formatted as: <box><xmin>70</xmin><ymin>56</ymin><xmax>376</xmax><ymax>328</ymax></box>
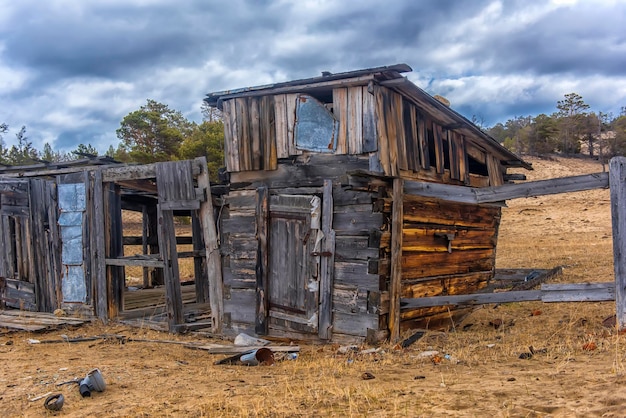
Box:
<box><xmin>610</xmin><ymin>157</ymin><xmax>626</xmax><ymax>330</ymax></box>
<box><xmin>191</xmin><ymin>211</ymin><xmax>208</xmax><ymax>303</ymax></box>
<box><xmin>157</xmin><ymin>208</ymin><xmax>184</xmax><ymax>330</ymax></box>
<box><xmin>196</xmin><ymin>157</ymin><xmax>223</xmax><ymax>333</ymax></box>
<box><xmin>104</xmin><ymin>183</ymin><xmax>124</xmax><ymax>319</ymax></box>
<box><xmin>91</xmin><ymin>170</ymin><xmax>108</xmax><ymax>321</ymax></box>
<box><xmin>141</xmin><ymin>205</ymin><xmax>150</xmax><ymax>289</ymax></box>
<box><xmin>389</xmin><ymin>178</ymin><xmax>404</xmax><ymax>342</ymax></box>
<box><xmin>318</xmin><ymin>180</ymin><xmax>335</xmax><ymax>340</ymax></box>
<box><xmin>255</xmin><ymin>186</ymin><xmax>269</xmax><ymax>335</ymax></box>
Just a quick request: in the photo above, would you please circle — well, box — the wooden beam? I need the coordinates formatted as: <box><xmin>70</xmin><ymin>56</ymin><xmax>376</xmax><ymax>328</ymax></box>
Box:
<box><xmin>102</xmin><ymin>160</ymin><xmax>202</xmax><ymax>182</ymax></box>
<box><xmin>105</xmin><ymin>183</ymin><xmax>124</xmax><ymax>319</ymax></box>
<box><xmin>401</xmin><ymin>282</ymin><xmax>615</xmax><ymax>309</ymax></box>
<box><xmin>92</xmin><ymin>170</ymin><xmax>108</xmax><ymax>320</ymax></box>
<box><xmin>192</xmin><ymin>211</ymin><xmax>208</xmax><ymax>303</ymax></box>
<box><xmin>255</xmin><ymin>186</ymin><xmax>269</xmax><ymax>335</ymax></box>
<box><xmin>541</xmin><ymin>282</ymin><xmax>614</xmax><ymax>302</ymax></box>
<box><xmin>105</xmin><ymin>258</ymin><xmax>165</xmax><ymax>268</ymax></box>
<box><xmin>401</xmin><ymin>290</ymin><xmax>542</xmax><ymax>309</ymax></box>
<box><xmin>403</xmin><ymin>172</ymin><xmax>609</xmax><ymax>204</ymax></box>
<box><xmin>610</xmin><ymin>157</ymin><xmax>626</xmax><ymax>330</ymax></box>
<box><xmin>474</xmin><ymin>172</ymin><xmax>608</xmax><ymax>203</ymax></box>
<box><xmin>214</xmin><ymin>75</ymin><xmax>375</xmax><ymax>104</ymax></box>
<box><xmin>404</xmin><ymin>180</ymin><xmax>477</xmax><ymax>204</ymax></box>
<box><xmin>158</xmin><ymin>209</ymin><xmax>184</xmax><ymax>330</ymax></box>
<box><xmin>318</xmin><ymin>180</ymin><xmax>335</xmax><ymax>340</ymax></box>
<box><xmin>197</xmin><ymin>157</ymin><xmax>223</xmax><ymax>333</ymax></box>
<box><xmin>389</xmin><ymin>178</ymin><xmax>403</xmax><ymax>343</ymax></box>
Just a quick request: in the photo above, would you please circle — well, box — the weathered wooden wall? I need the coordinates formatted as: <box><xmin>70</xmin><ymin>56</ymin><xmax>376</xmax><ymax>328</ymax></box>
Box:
<box><xmin>0</xmin><ymin>179</ymin><xmax>61</xmax><ymax>312</ymax></box>
<box><xmin>220</xmin><ymin>155</ymin><xmax>390</xmax><ymax>342</ymax></box>
<box><xmin>399</xmin><ymin>196</ymin><xmax>501</xmax><ymax>330</ymax></box>
<box><xmin>220</xmin><ymin>85</ymin><xmax>501</xmax><ymax>189</ymax></box>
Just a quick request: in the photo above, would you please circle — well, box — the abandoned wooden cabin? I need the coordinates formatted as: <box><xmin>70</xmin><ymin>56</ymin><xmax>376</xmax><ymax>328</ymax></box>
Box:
<box><xmin>204</xmin><ymin>63</ymin><xmax>532</xmax><ymax>343</ymax></box>
<box><xmin>0</xmin><ymin>156</ymin><xmax>221</xmax><ymax>332</ymax></box>
<box><xmin>0</xmin><ymin>63</ymin><xmax>536</xmax><ymax>342</ymax></box>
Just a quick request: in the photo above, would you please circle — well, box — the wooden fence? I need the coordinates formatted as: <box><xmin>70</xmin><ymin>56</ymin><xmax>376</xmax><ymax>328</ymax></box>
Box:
<box><xmin>399</xmin><ymin>156</ymin><xmax>626</xmax><ymax>330</ymax></box>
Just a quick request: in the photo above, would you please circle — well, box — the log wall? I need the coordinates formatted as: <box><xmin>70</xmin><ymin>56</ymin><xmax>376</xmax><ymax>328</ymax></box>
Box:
<box><xmin>220</xmin><ymin>156</ymin><xmax>390</xmax><ymax>342</ymax></box>
<box><xmin>399</xmin><ymin>195</ymin><xmax>501</xmax><ymax>330</ymax></box>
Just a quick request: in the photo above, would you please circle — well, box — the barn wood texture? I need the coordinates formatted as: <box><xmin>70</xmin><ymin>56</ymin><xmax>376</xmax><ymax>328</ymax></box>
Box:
<box><xmin>0</xmin><ymin>156</ymin><xmax>220</xmax><ymax>333</ymax></box>
<box><xmin>4</xmin><ymin>64</ymin><xmax>621</xmax><ymax>343</ymax></box>
<box><xmin>205</xmin><ymin>63</ymin><xmax>533</xmax><ymax>343</ymax></box>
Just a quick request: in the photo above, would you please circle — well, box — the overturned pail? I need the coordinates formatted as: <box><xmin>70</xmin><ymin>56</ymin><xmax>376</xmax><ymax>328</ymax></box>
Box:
<box><xmin>79</xmin><ymin>368</ymin><xmax>107</xmax><ymax>397</ymax></box>
<box><xmin>240</xmin><ymin>348</ymin><xmax>274</xmax><ymax>366</ymax></box>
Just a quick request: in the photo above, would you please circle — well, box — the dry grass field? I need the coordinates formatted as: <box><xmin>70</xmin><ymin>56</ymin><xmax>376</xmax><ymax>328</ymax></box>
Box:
<box><xmin>1</xmin><ymin>156</ymin><xmax>624</xmax><ymax>417</ymax></box>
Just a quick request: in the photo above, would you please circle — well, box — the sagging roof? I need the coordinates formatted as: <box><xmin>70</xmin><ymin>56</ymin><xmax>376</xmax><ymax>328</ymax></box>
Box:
<box><xmin>205</xmin><ymin>63</ymin><xmax>531</xmax><ymax>170</ymax></box>
<box><xmin>0</xmin><ymin>155</ymin><xmax>121</xmax><ymax>177</ymax></box>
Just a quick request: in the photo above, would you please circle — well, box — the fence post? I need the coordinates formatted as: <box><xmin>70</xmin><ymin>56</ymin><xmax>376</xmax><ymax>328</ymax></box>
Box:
<box><xmin>610</xmin><ymin>157</ymin><xmax>626</xmax><ymax>330</ymax></box>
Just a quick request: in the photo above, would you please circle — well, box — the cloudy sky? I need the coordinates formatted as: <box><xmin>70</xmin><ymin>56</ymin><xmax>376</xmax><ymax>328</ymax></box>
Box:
<box><xmin>1</xmin><ymin>0</ymin><xmax>625</xmax><ymax>153</ymax></box>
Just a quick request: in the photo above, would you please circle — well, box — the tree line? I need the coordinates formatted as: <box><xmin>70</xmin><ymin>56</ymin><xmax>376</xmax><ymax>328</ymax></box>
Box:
<box><xmin>0</xmin><ymin>100</ymin><xmax>225</xmax><ymax>179</ymax></box>
<box><xmin>487</xmin><ymin>92</ymin><xmax>626</xmax><ymax>161</ymax></box>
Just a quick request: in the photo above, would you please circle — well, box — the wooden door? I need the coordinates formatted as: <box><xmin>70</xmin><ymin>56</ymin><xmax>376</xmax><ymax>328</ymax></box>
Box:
<box><xmin>267</xmin><ymin>194</ymin><xmax>321</xmax><ymax>334</ymax></box>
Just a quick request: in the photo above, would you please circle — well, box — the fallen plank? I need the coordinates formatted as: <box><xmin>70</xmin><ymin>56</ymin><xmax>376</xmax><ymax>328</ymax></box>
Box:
<box><xmin>404</xmin><ymin>172</ymin><xmax>608</xmax><ymax>204</ymax></box>
<box><xmin>401</xmin><ymin>290</ymin><xmax>543</xmax><ymax>309</ymax></box>
<box><xmin>0</xmin><ymin>310</ymin><xmax>91</xmax><ymax>332</ymax></box>
<box><xmin>401</xmin><ymin>281</ymin><xmax>615</xmax><ymax>309</ymax></box>
<box><xmin>188</xmin><ymin>344</ymin><xmax>300</xmax><ymax>354</ymax></box>
<box><xmin>541</xmin><ymin>282</ymin><xmax>615</xmax><ymax>302</ymax></box>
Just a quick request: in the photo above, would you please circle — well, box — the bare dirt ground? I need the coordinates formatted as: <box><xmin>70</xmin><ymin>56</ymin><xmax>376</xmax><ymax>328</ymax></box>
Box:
<box><xmin>1</xmin><ymin>155</ymin><xmax>623</xmax><ymax>417</ymax></box>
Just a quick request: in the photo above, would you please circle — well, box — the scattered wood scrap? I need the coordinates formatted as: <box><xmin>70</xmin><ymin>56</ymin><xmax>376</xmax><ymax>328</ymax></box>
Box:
<box><xmin>0</xmin><ymin>310</ymin><xmax>91</xmax><ymax>332</ymax></box>
<box><xmin>25</xmin><ymin>332</ymin><xmax>300</xmax><ymax>359</ymax></box>
<box><xmin>188</xmin><ymin>344</ymin><xmax>300</xmax><ymax>355</ymax></box>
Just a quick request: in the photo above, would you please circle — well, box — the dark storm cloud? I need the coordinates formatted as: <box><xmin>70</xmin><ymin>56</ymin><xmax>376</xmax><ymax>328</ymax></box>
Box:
<box><xmin>2</xmin><ymin>0</ymin><xmax>285</xmax><ymax>79</ymax></box>
<box><xmin>479</xmin><ymin>3</ymin><xmax>626</xmax><ymax>77</ymax></box>
<box><xmin>1</xmin><ymin>0</ymin><xmax>625</xmax><ymax>152</ymax></box>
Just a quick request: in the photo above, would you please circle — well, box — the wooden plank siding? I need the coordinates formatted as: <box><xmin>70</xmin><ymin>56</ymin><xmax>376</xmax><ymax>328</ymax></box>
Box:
<box><xmin>220</xmin><ymin>84</ymin><xmax>497</xmax><ymax>196</ymax></box>
<box><xmin>399</xmin><ymin>195</ymin><xmax>501</xmax><ymax>330</ymax></box>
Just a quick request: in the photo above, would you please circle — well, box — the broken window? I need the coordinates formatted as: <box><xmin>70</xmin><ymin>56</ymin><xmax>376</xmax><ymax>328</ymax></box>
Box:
<box><xmin>295</xmin><ymin>94</ymin><xmax>338</xmax><ymax>153</ymax></box>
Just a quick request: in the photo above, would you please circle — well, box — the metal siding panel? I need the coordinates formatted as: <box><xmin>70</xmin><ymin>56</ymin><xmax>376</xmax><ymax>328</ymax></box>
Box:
<box><xmin>58</xmin><ymin>183</ymin><xmax>86</xmax><ymax>211</ymax></box>
<box><xmin>62</xmin><ymin>265</ymin><xmax>87</xmax><ymax>303</ymax></box>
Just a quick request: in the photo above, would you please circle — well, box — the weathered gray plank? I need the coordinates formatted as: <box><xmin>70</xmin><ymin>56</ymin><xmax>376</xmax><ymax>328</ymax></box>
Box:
<box><xmin>224</xmin><ymin>288</ymin><xmax>256</xmax><ymax>324</ymax></box>
<box><xmin>319</xmin><ymin>180</ymin><xmax>334</xmax><ymax>340</ymax></box>
<box><xmin>102</xmin><ymin>159</ymin><xmax>203</xmax><ymax>182</ymax></box>
<box><xmin>196</xmin><ymin>157</ymin><xmax>223</xmax><ymax>331</ymax></box>
<box><xmin>335</xmin><ymin>236</ymin><xmax>379</xmax><ymax>261</ymax></box>
<box><xmin>404</xmin><ymin>172</ymin><xmax>610</xmax><ymax>204</ymax></box>
<box><xmin>332</xmin><ymin>311</ymin><xmax>378</xmax><ymax>337</ymax></box>
<box><xmin>611</xmin><ymin>157</ymin><xmax>626</xmax><ymax>329</ymax></box>
<box><xmin>541</xmin><ymin>282</ymin><xmax>615</xmax><ymax>302</ymax></box>
<box><xmin>157</xmin><ymin>208</ymin><xmax>184</xmax><ymax>329</ymax></box>
<box><xmin>230</xmin><ymin>154</ymin><xmax>369</xmax><ymax>189</ymax></box>
<box><xmin>401</xmin><ymin>290</ymin><xmax>542</xmax><ymax>309</ymax></box>
<box><xmin>333</xmin><ymin>211</ymin><xmax>383</xmax><ymax>234</ymax></box>
<box><xmin>475</xmin><ymin>172</ymin><xmax>609</xmax><ymax>203</ymax></box>
<box><xmin>362</xmin><ymin>87</ymin><xmax>377</xmax><ymax>153</ymax></box>
<box><xmin>389</xmin><ymin>178</ymin><xmax>403</xmax><ymax>342</ymax></box>
<box><xmin>92</xmin><ymin>170</ymin><xmax>108</xmax><ymax>320</ymax></box>
<box><xmin>255</xmin><ymin>186</ymin><xmax>269</xmax><ymax>335</ymax></box>
<box><xmin>334</xmin><ymin>261</ymin><xmax>379</xmax><ymax>291</ymax></box>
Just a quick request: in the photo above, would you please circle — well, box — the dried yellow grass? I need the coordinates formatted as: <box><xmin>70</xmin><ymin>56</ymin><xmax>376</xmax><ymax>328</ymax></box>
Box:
<box><xmin>2</xmin><ymin>155</ymin><xmax>626</xmax><ymax>417</ymax></box>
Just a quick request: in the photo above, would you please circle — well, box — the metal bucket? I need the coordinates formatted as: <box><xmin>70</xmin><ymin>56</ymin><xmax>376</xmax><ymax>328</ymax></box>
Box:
<box><xmin>80</xmin><ymin>368</ymin><xmax>107</xmax><ymax>396</ymax></box>
<box><xmin>239</xmin><ymin>348</ymin><xmax>274</xmax><ymax>366</ymax></box>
